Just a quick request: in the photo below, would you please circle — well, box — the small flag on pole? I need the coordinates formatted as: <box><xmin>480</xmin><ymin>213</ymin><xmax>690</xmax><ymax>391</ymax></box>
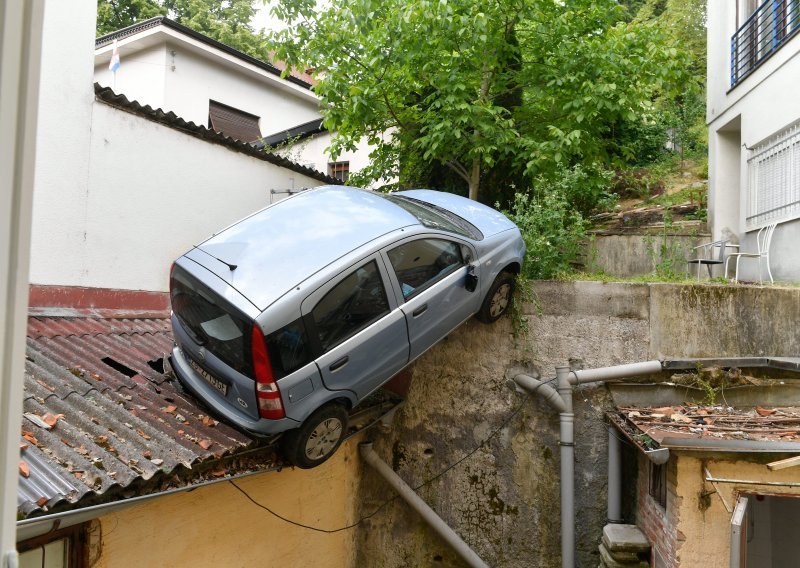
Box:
<box><xmin>109</xmin><ymin>39</ymin><xmax>121</xmax><ymax>73</ymax></box>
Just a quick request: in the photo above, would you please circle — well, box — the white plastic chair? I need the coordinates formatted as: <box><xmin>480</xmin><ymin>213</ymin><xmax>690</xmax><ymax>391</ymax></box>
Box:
<box><xmin>724</xmin><ymin>222</ymin><xmax>778</xmax><ymax>284</ymax></box>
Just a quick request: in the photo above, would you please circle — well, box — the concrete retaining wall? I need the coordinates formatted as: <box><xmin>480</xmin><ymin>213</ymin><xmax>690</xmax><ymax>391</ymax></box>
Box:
<box><xmin>355</xmin><ymin>281</ymin><xmax>800</xmax><ymax>567</ymax></box>
<box><xmin>586</xmin><ymin>234</ymin><xmax>707</xmax><ymax>278</ymax></box>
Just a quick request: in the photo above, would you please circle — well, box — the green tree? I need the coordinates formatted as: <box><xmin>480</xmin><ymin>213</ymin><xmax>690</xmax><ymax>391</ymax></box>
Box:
<box><xmin>97</xmin><ymin>0</ymin><xmax>267</xmax><ymax>60</ymax></box>
<box><xmin>269</xmin><ymin>0</ymin><xmax>688</xmax><ymax>203</ymax></box>
<box><xmin>96</xmin><ymin>0</ymin><xmax>166</xmax><ymax>35</ymax></box>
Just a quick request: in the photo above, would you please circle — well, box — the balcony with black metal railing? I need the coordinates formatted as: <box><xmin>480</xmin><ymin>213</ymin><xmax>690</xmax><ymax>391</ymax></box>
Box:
<box><xmin>731</xmin><ymin>0</ymin><xmax>800</xmax><ymax>87</ymax></box>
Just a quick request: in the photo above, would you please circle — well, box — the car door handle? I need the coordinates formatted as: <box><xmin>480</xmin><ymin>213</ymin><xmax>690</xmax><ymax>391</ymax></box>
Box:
<box><xmin>329</xmin><ymin>356</ymin><xmax>349</xmax><ymax>372</ymax></box>
<box><xmin>412</xmin><ymin>304</ymin><xmax>428</xmax><ymax>318</ymax></box>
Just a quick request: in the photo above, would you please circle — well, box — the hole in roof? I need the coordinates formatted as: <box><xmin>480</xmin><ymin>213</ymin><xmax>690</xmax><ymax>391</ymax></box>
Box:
<box><xmin>433</xmin><ymin>555</ymin><xmax>443</xmax><ymax>562</ymax></box>
<box><xmin>101</xmin><ymin>357</ymin><xmax>139</xmax><ymax>378</ymax></box>
<box><xmin>423</xmin><ymin>447</ymin><xmax>434</xmax><ymax>457</ymax></box>
<box><xmin>148</xmin><ymin>358</ymin><xmax>165</xmax><ymax>374</ymax></box>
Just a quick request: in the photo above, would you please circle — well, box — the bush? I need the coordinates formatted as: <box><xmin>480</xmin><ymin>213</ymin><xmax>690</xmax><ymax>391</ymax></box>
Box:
<box><xmin>552</xmin><ymin>164</ymin><xmax>616</xmax><ymax>215</ymax></box>
<box><xmin>503</xmin><ymin>177</ymin><xmax>587</xmax><ymax>279</ymax></box>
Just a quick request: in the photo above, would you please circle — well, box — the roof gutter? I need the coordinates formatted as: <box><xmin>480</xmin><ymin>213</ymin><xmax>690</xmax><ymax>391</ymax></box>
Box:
<box><xmin>16</xmin><ymin>464</ymin><xmax>279</xmax><ymax>542</ymax></box>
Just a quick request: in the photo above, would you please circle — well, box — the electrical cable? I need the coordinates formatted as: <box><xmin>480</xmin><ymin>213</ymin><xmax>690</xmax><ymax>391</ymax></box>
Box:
<box><xmin>228</xmin><ymin>383</ymin><xmax>542</xmax><ymax>533</ymax></box>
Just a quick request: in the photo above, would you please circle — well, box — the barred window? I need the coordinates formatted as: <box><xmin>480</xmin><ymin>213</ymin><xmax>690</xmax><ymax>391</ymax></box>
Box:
<box><xmin>747</xmin><ymin>123</ymin><xmax>800</xmax><ymax>229</ymax></box>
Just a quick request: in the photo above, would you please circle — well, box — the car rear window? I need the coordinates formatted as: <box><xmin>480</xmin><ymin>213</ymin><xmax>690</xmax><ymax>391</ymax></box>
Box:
<box><xmin>170</xmin><ymin>264</ymin><xmax>253</xmax><ymax>377</ymax></box>
<box><xmin>384</xmin><ymin>195</ymin><xmax>483</xmax><ymax>240</ymax></box>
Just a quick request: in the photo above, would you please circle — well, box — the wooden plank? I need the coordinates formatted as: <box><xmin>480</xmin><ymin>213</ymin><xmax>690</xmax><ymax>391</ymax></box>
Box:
<box><xmin>767</xmin><ymin>455</ymin><xmax>800</xmax><ymax>470</ymax></box>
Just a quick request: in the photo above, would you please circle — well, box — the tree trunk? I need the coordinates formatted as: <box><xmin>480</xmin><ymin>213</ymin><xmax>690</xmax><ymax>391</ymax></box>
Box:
<box><xmin>468</xmin><ymin>157</ymin><xmax>480</xmax><ymax>201</ymax></box>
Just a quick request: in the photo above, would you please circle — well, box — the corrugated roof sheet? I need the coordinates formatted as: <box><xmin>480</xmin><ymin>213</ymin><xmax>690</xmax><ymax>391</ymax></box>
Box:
<box><xmin>19</xmin><ymin>316</ymin><xmax>267</xmax><ymax>519</ymax></box>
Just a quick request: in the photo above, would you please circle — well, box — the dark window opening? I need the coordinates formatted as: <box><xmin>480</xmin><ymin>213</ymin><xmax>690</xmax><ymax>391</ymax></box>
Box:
<box><xmin>312</xmin><ymin>260</ymin><xmax>389</xmax><ymax>352</ymax></box>
<box><xmin>17</xmin><ymin>522</ymin><xmax>89</xmax><ymax>568</ymax></box>
<box><xmin>328</xmin><ymin>161</ymin><xmax>350</xmax><ymax>182</ymax></box>
<box><xmin>649</xmin><ymin>461</ymin><xmax>667</xmax><ymax>509</ymax></box>
<box><xmin>208</xmin><ymin>100</ymin><xmax>262</xmax><ymax>143</ymax></box>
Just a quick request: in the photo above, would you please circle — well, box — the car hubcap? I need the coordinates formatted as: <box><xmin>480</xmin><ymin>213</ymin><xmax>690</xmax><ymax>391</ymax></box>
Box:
<box><xmin>305</xmin><ymin>417</ymin><xmax>343</xmax><ymax>460</ymax></box>
<box><xmin>489</xmin><ymin>283</ymin><xmax>511</xmax><ymax>318</ymax></box>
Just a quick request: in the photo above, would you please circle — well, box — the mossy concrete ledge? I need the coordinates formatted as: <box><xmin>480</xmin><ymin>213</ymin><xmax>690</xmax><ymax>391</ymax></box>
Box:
<box><xmin>529</xmin><ymin>281</ymin><xmax>800</xmax><ymax>360</ymax></box>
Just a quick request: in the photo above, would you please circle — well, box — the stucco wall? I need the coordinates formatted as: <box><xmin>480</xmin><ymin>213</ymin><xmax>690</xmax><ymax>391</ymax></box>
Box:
<box><xmin>30</xmin><ymin>99</ymin><xmax>325</xmax><ymax>293</ymax></box>
<box><xmin>674</xmin><ymin>454</ymin><xmax>800</xmax><ymax>567</ymax></box>
<box><xmin>94</xmin><ymin>441</ymin><xmax>360</xmax><ymax>567</ymax></box>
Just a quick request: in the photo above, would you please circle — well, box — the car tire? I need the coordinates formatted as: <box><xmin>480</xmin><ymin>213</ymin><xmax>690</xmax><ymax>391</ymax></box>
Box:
<box><xmin>476</xmin><ymin>272</ymin><xmax>515</xmax><ymax>324</ymax></box>
<box><xmin>281</xmin><ymin>403</ymin><xmax>349</xmax><ymax>469</ymax></box>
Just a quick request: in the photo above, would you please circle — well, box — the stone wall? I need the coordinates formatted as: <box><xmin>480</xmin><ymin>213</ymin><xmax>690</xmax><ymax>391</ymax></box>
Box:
<box><xmin>354</xmin><ymin>281</ymin><xmax>800</xmax><ymax>567</ymax></box>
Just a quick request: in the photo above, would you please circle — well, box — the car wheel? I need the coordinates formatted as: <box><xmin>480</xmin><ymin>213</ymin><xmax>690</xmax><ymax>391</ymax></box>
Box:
<box><xmin>476</xmin><ymin>272</ymin><xmax>515</xmax><ymax>323</ymax></box>
<box><xmin>281</xmin><ymin>403</ymin><xmax>349</xmax><ymax>469</ymax></box>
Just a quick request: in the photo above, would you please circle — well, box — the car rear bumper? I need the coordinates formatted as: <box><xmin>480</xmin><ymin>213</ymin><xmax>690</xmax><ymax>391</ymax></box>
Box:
<box><xmin>171</xmin><ymin>344</ymin><xmax>300</xmax><ymax>436</ymax></box>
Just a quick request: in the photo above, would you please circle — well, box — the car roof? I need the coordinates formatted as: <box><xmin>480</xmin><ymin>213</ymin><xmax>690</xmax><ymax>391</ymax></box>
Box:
<box><xmin>194</xmin><ymin>185</ymin><xmax>420</xmax><ymax>310</ymax></box>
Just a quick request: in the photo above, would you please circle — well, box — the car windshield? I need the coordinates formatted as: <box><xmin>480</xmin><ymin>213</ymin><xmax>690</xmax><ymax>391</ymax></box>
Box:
<box><xmin>384</xmin><ymin>195</ymin><xmax>483</xmax><ymax>240</ymax></box>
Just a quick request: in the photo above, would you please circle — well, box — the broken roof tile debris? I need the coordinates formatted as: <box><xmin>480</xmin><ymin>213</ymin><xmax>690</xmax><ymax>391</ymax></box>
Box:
<box><xmin>610</xmin><ymin>404</ymin><xmax>800</xmax><ymax>454</ymax></box>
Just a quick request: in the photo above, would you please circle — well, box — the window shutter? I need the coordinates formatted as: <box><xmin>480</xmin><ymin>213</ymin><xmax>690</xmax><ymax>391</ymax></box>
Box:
<box><xmin>208</xmin><ymin>100</ymin><xmax>262</xmax><ymax>143</ymax></box>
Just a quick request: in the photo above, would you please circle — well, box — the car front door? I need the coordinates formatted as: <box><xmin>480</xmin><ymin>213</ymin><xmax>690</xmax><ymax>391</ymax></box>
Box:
<box><xmin>384</xmin><ymin>236</ymin><xmax>481</xmax><ymax>360</ymax></box>
<box><xmin>302</xmin><ymin>255</ymin><xmax>409</xmax><ymax>400</ymax></box>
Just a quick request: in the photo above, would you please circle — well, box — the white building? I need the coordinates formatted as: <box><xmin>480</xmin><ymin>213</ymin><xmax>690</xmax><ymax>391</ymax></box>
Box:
<box><xmin>28</xmin><ymin>4</ymin><xmax>333</xmax><ymax>307</ymax></box>
<box><xmin>94</xmin><ymin>17</ymin><xmax>372</xmax><ymax>183</ymax></box>
<box><xmin>707</xmin><ymin>0</ymin><xmax>800</xmax><ymax>281</ymax></box>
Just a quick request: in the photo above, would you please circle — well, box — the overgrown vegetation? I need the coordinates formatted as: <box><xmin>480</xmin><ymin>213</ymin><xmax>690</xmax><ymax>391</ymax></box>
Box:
<box><xmin>502</xmin><ymin>170</ymin><xmax>589</xmax><ymax>280</ymax></box>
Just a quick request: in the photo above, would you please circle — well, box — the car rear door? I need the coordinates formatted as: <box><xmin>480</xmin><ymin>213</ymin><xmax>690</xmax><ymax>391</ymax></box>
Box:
<box><xmin>301</xmin><ymin>254</ymin><xmax>409</xmax><ymax>400</ymax></box>
<box><xmin>383</xmin><ymin>236</ymin><xmax>481</xmax><ymax>360</ymax></box>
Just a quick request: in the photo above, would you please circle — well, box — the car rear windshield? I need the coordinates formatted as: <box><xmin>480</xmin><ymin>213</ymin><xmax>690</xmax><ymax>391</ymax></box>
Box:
<box><xmin>170</xmin><ymin>264</ymin><xmax>253</xmax><ymax>377</ymax></box>
<box><xmin>384</xmin><ymin>195</ymin><xmax>483</xmax><ymax>241</ymax></box>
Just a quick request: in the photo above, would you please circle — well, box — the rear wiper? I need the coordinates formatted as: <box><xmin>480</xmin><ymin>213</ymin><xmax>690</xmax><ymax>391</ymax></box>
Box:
<box><xmin>193</xmin><ymin>245</ymin><xmax>237</xmax><ymax>271</ymax></box>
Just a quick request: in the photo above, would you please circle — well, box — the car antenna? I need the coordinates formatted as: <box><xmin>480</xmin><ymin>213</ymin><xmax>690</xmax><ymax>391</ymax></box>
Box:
<box><xmin>192</xmin><ymin>245</ymin><xmax>237</xmax><ymax>271</ymax></box>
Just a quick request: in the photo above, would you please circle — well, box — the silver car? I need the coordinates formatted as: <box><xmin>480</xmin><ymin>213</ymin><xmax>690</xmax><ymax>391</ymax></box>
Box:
<box><xmin>169</xmin><ymin>186</ymin><xmax>525</xmax><ymax>468</ymax></box>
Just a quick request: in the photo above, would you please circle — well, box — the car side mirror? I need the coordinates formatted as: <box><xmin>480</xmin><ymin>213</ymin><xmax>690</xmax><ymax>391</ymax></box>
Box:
<box><xmin>465</xmin><ymin>264</ymin><xmax>478</xmax><ymax>292</ymax></box>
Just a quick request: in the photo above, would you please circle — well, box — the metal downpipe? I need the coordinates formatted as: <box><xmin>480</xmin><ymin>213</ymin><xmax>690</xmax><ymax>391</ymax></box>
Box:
<box><xmin>607</xmin><ymin>425</ymin><xmax>623</xmax><ymax>524</ymax></box>
<box><xmin>570</xmin><ymin>360</ymin><xmax>663</xmax><ymax>385</ymax></box>
<box><xmin>360</xmin><ymin>443</ymin><xmax>489</xmax><ymax>568</ymax></box>
<box><xmin>556</xmin><ymin>366</ymin><xmax>575</xmax><ymax>568</ymax></box>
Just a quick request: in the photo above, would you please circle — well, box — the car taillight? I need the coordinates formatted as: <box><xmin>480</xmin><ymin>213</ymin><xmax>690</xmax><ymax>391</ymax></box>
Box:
<box><xmin>251</xmin><ymin>325</ymin><xmax>285</xmax><ymax>419</ymax></box>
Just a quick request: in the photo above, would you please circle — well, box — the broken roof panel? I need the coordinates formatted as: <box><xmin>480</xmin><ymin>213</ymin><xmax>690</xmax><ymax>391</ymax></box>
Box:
<box><xmin>610</xmin><ymin>404</ymin><xmax>800</xmax><ymax>454</ymax></box>
<box><xmin>19</xmin><ymin>315</ymin><xmax>264</xmax><ymax>519</ymax></box>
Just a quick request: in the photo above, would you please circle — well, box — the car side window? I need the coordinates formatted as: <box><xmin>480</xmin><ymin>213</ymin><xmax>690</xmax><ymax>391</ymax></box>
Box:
<box><xmin>311</xmin><ymin>260</ymin><xmax>391</xmax><ymax>352</ymax></box>
<box><xmin>387</xmin><ymin>239</ymin><xmax>464</xmax><ymax>300</ymax></box>
<box><xmin>265</xmin><ymin>318</ymin><xmax>311</xmax><ymax>379</ymax></box>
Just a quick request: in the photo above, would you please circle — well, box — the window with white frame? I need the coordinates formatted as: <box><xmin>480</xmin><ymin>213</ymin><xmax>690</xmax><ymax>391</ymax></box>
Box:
<box><xmin>747</xmin><ymin>123</ymin><xmax>800</xmax><ymax>229</ymax></box>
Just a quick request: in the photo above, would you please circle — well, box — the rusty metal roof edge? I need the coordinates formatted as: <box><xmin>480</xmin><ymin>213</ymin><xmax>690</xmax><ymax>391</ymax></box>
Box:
<box><xmin>662</xmin><ymin>357</ymin><xmax>800</xmax><ymax>372</ymax></box>
<box><xmin>659</xmin><ymin>437</ymin><xmax>800</xmax><ymax>453</ymax></box>
<box><xmin>17</xmin><ymin>460</ymin><xmax>284</xmax><ymax>542</ymax></box>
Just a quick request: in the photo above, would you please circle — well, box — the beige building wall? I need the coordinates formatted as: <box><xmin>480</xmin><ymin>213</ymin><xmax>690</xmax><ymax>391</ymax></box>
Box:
<box><xmin>94</xmin><ymin>441</ymin><xmax>361</xmax><ymax>568</ymax></box>
<box><xmin>674</xmin><ymin>454</ymin><xmax>800</xmax><ymax>566</ymax></box>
